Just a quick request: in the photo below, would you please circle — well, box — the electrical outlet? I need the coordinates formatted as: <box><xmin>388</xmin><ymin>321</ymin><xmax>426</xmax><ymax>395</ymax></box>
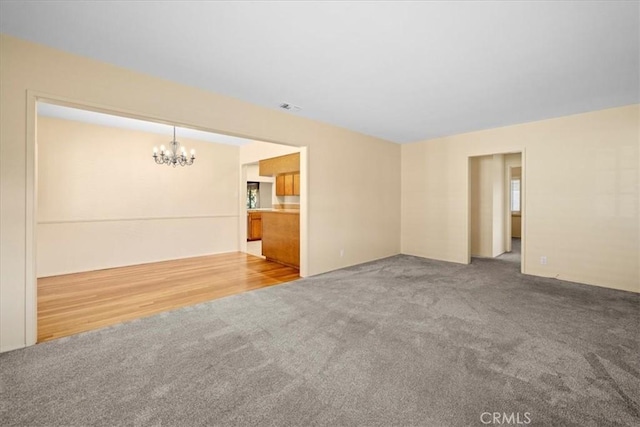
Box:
<box><xmin>340</xmin><ymin>249</ymin><xmax>344</xmax><ymax>258</ymax></box>
<box><xmin>540</xmin><ymin>256</ymin><xmax>547</xmax><ymax>265</ymax></box>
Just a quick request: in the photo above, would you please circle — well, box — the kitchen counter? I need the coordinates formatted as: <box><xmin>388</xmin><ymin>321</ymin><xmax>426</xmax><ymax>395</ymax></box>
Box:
<box><xmin>248</xmin><ymin>208</ymin><xmax>299</xmax><ymax>214</ymax></box>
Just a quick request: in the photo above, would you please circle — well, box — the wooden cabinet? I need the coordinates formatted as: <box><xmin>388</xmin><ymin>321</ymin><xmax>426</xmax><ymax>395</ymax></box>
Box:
<box><xmin>293</xmin><ymin>173</ymin><xmax>300</xmax><ymax>195</ymax></box>
<box><xmin>259</xmin><ymin>153</ymin><xmax>300</xmax><ymax>176</ymax></box>
<box><xmin>275</xmin><ymin>173</ymin><xmax>301</xmax><ymax>196</ymax></box>
<box><xmin>261</xmin><ymin>211</ymin><xmax>299</xmax><ymax>269</ymax></box>
<box><xmin>275</xmin><ymin>175</ymin><xmax>285</xmax><ymax>196</ymax></box>
<box><xmin>247</xmin><ymin>212</ymin><xmax>262</xmax><ymax>241</ymax></box>
<box><xmin>284</xmin><ymin>174</ymin><xmax>294</xmax><ymax>195</ymax></box>
<box><xmin>260</xmin><ymin>152</ymin><xmax>300</xmax><ymax>197</ymax></box>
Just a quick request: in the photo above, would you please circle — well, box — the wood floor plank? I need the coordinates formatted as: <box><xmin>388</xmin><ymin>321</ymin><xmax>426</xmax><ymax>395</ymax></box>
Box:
<box><xmin>37</xmin><ymin>252</ymin><xmax>299</xmax><ymax>343</ymax></box>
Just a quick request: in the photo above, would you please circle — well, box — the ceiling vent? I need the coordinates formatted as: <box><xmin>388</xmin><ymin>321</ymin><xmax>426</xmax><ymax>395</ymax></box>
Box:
<box><xmin>279</xmin><ymin>103</ymin><xmax>302</xmax><ymax>112</ymax></box>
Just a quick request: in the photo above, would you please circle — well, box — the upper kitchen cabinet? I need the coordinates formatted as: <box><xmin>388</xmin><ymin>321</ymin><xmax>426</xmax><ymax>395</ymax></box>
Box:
<box><xmin>261</xmin><ymin>152</ymin><xmax>301</xmax><ymax>197</ymax></box>
<box><xmin>284</xmin><ymin>174</ymin><xmax>294</xmax><ymax>195</ymax></box>
<box><xmin>276</xmin><ymin>174</ymin><xmax>285</xmax><ymax>196</ymax></box>
<box><xmin>293</xmin><ymin>173</ymin><xmax>300</xmax><ymax>195</ymax></box>
<box><xmin>259</xmin><ymin>152</ymin><xmax>300</xmax><ymax>177</ymax></box>
<box><xmin>275</xmin><ymin>173</ymin><xmax>300</xmax><ymax>196</ymax></box>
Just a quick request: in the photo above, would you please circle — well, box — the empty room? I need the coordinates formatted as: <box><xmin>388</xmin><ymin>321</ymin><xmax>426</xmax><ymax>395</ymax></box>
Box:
<box><xmin>1</xmin><ymin>2</ymin><xmax>638</xmax><ymax>426</ymax></box>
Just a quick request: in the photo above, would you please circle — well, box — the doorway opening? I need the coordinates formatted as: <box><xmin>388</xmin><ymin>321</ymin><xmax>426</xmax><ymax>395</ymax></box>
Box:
<box><xmin>245</xmin><ymin>180</ymin><xmax>272</xmax><ymax>258</ymax></box>
<box><xmin>239</xmin><ymin>145</ymin><xmax>306</xmax><ymax>273</ymax></box>
<box><xmin>31</xmin><ymin>99</ymin><xmax>305</xmax><ymax>343</ymax></box>
<box><xmin>497</xmin><ymin>161</ymin><xmax>522</xmax><ymax>264</ymax></box>
<box><xmin>468</xmin><ymin>152</ymin><xmax>524</xmax><ymax>269</ymax></box>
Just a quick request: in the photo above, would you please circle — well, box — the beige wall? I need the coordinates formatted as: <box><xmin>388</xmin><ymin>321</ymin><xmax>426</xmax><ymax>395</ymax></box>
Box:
<box><xmin>469</xmin><ymin>154</ymin><xmax>505</xmax><ymax>258</ymax></box>
<box><xmin>402</xmin><ymin>104</ymin><xmax>639</xmax><ymax>293</ymax></box>
<box><xmin>37</xmin><ymin>117</ymin><xmax>239</xmax><ymax>277</ymax></box>
<box><xmin>492</xmin><ymin>154</ymin><xmax>505</xmax><ymax>257</ymax></box>
<box><xmin>246</xmin><ymin>164</ymin><xmax>273</xmax><ymax>183</ymax></box>
<box><xmin>0</xmin><ymin>35</ymin><xmax>401</xmax><ymax>352</ymax></box>
<box><xmin>470</xmin><ymin>156</ymin><xmax>494</xmax><ymax>257</ymax></box>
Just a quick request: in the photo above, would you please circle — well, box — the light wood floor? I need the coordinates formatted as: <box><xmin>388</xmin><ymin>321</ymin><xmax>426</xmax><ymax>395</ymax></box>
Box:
<box><xmin>37</xmin><ymin>252</ymin><xmax>299</xmax><ymax>343</ymax></box>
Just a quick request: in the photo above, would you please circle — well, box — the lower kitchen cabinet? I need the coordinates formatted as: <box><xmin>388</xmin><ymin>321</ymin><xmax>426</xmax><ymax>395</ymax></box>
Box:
<box><xmin>247</xmin><ymin>212</ymin><xmax>262</xmax><ymax>241</ymax></box>
<box><xmin>261</xmin><ymin>211</ymin><xmax>299</xmax><ymax>269</ymax></box>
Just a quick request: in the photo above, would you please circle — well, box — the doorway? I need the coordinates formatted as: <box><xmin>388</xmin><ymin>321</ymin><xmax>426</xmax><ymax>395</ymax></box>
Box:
<box><xmin>239</xmin><ymin>145</ymin><xmax>306</xmax><ymax>272</ymax></box>
<box><xmin>468</xmin><ymin>152</ymin><xmax>524</xmax><ymax>269</ymax></box>
<box><xmin>245</xmin><ymin>178</ymin><xmax>272</xmax><ymax>258</ymax></box>
<box><xmin>499</xmin><ymin>162</ymin><xmax>522</xmax><ymax>264</ymax></box>
<box><xmin>29</xmin><ymin>97</ymin><xmax>307</xmax><ymax>343</ymax></box>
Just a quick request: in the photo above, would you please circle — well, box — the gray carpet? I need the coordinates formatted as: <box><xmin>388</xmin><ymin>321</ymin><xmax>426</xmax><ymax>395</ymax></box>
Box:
<box><xmin>496</xmin><ymin>238</ymin><xmax>521</xmax><ymax>264</ymax></box>
<box><xmin>1</xmin><ymin>255</ymin><xmax>638</xmax><ymax>426</ymax></box>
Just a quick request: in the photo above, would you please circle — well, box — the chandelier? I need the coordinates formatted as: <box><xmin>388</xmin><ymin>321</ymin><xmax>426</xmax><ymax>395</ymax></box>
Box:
<box><xmin>152</xmin><ymin>126</ymin><xmax>196</xmax><ymax>167</ymax></box>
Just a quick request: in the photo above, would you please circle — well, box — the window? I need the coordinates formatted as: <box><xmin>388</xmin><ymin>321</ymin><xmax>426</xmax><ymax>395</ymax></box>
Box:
<box><xmin>510</xmin><ymin>179</ymin><xmax>521</xmax><ymax>212</ymax></box>
<box><xmin>247</xmin><ymin>182</ymin><xmax>259</xmax><ymax>209</ymax></box>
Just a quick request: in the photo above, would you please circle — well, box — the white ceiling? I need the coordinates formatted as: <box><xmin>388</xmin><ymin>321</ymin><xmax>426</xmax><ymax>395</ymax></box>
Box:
<box><xmin>37</xmin><ymin>103</ymin><xmax>253</xmax><ymax>146</ymax></box>
<box><xmin>2</xmin><ymin>1</ymin><xmax>638</xmax><ymax>143</ymax></box>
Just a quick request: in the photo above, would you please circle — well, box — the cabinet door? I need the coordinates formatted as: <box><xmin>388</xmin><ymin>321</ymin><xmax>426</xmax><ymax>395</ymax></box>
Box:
<box><xmin>251</xmin><ymin>216</ymin><xmax>262</xmax><ymax>240</ymax></box>
<box><xmin>284</xmin><ymin>174</ymin><xmax>294</xmax><ymax>196</ymax></box>
<box><xmin>248</xmin><ymin>212</ymin><xmax>262</xmax><ymax>241</ymax></box>
<box><xmin>293</xmin><ymin>173</ymin><xmax>300</xmax><ymax>196</ymax></box>
<box><xmin>261</xmin><ymin>212</ymin><xmax>299</xmax><ymax>268</ymax></box>
<box><xmin>275</xmin><ymin>175</ymin><xmax>285</xmax><ymax>196</ymax></box>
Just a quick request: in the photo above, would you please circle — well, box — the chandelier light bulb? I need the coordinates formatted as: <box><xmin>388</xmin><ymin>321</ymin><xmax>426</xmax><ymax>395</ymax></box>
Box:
<box><xmin>153</xmin><ymin>146</ymin><xmax>158</xmax><ymax>154</ymax></box>
<box><xmin>190</xmin><ymin>149</ymin><xmax>196</xmax><ymax>156</ymax></box>
<box><xmin>160</xmin><ymin>145</ymin><xmax>166</xmax><ymax>153</ymax></box>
